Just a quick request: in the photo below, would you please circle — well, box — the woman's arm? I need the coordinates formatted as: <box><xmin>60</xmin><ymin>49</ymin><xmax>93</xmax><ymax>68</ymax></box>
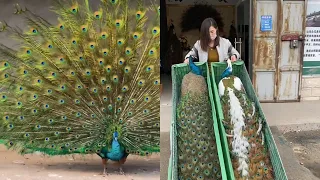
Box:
<box><xmin>184</xmin><ymin>40</ymin><xmax>199</xmax><ymax>60</ymax></box>
<box><xmin>226</xmin><ymin>40</ymin><xmax>240</xmax><ymax>60</ymax></box>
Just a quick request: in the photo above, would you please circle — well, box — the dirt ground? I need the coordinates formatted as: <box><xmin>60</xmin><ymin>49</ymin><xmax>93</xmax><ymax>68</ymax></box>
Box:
<box><xmin>0</xmin><ymin>145</ymin><xmax>160</xmax><ymax>180</ymax></box>
<box><xmin>283</xmin><ymin>130</ymin><xmax>320</xmax><ymax>179</ymax></box>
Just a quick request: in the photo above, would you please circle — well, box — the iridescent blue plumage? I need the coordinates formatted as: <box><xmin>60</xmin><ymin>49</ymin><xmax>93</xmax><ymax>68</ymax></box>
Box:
<box><xmin>189</xmin><ymin>56</ymin><xmax>202</xmax><ymax>75</ymax></box>
<box><xmin>97</xmin><ymin>132</ymin><xmax>129</xmax><ymax>175</ymax></box>
<box><xmin>221</xmin><ymin>59</ymin><xmax>232</xmax><ymax>79</ymax></box>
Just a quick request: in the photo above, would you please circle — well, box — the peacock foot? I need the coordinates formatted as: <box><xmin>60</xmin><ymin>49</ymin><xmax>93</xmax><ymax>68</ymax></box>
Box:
<box><xmin>101</xmin><ymin>168</ymin><xmax>108</xmax><ymax>176</ymax></box>
<box><xmin>119</xmin><ymin>167</ymin><xmax>125</xmax><ymax>175</ymax></box>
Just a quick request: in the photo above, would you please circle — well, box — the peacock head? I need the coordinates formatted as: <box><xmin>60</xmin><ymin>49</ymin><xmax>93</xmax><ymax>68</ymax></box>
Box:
<box><xmin>113</xmin><ymin>131</ymin><xmax>119</xmax><ymax>141</ymax></box>
<box><xmin>226</xmin><ymin>58</ymin><xmax>232</xmax><ymax>68</ymax></box>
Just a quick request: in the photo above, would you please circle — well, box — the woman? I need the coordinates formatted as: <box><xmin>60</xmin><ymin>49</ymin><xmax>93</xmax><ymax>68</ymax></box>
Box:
<box><xmin>184</xmin><ymin>18</ymin><xmax>240</xmax><ymax>64</ymax></box>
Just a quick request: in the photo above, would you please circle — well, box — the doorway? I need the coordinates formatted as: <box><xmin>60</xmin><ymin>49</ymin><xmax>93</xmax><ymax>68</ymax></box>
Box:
<box><xmin>160</xmin><ymin>0</ymin><xmax>254</xmax><ymax>105</ymax></box>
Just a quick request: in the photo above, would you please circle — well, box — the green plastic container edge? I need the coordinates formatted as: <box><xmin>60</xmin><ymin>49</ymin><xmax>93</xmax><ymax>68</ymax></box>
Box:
<box><xmin>168</xmin><ymin>62</ymin><xmax>227</xmax><ymax>180</ymax></box>
<box><xmin>209</xmin><ymin>62</ymin><xmax>236</xmax><ymax>180</ymax></box>
<box><xmin>209</xmin><ymin>60</ymin><xmax>288</xmax><ymax>180</ymax></box>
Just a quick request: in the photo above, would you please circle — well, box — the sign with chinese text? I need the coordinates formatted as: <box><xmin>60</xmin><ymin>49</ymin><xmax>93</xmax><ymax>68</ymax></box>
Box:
<box><xmin>260</xmin><ymin>15</ymin><xmax>272</xmax><ymax>32</ymax></box>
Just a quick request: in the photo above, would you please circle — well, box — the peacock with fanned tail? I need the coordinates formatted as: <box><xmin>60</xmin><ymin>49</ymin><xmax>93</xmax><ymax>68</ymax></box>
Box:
<box><xmin>0</xmin><ymin>0</ymin><xmax>160</xmax><ymax>176</ymax></box>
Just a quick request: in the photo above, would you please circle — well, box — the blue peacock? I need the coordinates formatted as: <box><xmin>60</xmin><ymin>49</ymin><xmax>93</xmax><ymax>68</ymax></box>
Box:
<box><xmin>176</xmin><ymin>56</ymin><xmax>222</xmax><ymax>180</ymax></box>
<box><xmin>0</xmin><ymin>0</ymin><xmax>160</xmax><ymax>176</ymax></box>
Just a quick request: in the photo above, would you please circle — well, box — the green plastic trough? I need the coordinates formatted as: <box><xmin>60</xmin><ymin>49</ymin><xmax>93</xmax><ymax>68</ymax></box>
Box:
<box><xmin>168</xmin><ymin>62</ymin><xmax>227</xmax><ymax>180</ymax></box>
<box><xmin>209</xmin><ymin>60</ymin><xmax>288</xmax><ymax>180</ymax></box>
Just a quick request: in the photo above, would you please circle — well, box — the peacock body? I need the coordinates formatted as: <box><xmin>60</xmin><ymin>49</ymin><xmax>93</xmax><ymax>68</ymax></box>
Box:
<box><xmin>0</xmin><ymin>0</ymin><xmax>160</xmax><ymax>175</ymax></box>
<box><xmin>176</xmin><ymin>62</ymin><xmax>222</xmax><ymax>180</ymax></box>
<box><xmin>218</xmin><ymin>75</ymin><xmax>274</xmax><ymax>180</ymax></box>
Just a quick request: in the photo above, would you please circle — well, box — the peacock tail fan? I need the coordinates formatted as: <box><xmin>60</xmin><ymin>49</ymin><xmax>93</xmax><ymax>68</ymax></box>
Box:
<box><xmin>0</xmin><ymin>0</ymin><xmax>160</xmax><ymax>156</ymax></box>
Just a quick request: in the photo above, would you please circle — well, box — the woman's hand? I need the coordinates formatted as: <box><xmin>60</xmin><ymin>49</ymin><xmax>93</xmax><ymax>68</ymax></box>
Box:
<box><xmin>184</xmin><ymin>58</ymin><xmax>189</xmax><ymax>64</ymax></box>
<box><xmin>230</xmin><ymin>55</ymin><xmax>237</xmax><ymax>62</ymax></box>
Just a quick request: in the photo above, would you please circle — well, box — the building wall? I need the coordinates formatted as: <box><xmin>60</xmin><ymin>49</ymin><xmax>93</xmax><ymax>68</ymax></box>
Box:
<box><xmin>301</xmin><ymin>0</ymin><xmax>320</xmax><ymax>101</ymax></box>
<box><xmin>301</xmin><ymin>77</ymin><xmax>320</xmax><ymax>100</ymax></box>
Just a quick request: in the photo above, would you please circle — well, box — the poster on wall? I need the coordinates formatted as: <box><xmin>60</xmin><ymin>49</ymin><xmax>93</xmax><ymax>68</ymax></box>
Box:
<box><xmin>304</xmin><ymin>0</ymin><xmax>320</xmax><ymax>62</ymax></box>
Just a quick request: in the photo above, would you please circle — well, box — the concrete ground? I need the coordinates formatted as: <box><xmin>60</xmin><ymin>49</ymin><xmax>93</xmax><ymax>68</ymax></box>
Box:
<box><xmin>0</xmin><ymin>146</ymin><xmax>160</xmax><ymax>180</ymax></box>
<box><xmin>160</xmin><ymin>73</ymin><xmax>320</xmax><ymax>180</ymax></box>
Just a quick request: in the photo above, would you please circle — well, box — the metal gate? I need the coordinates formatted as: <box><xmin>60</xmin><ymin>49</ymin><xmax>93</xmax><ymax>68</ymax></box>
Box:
<box><xmin>253</xmin><ymin>0</ymin><xmax>306</xmax><ymax>102</ymax></box>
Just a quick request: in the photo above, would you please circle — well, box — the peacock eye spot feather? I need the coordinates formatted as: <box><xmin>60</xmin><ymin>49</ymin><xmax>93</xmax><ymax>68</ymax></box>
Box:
<box><xmin>26</xmin><ymin>50</ymin><xmax>31</xmax><ymax>54</ymax></box>
<box><xmin>60</xmin><ymin>58</ymin><xmax>64</xmax><ymax>62</ymax></box>
<box><xmin>45</xmin><ymin>137</ymin><xmax>49</xmax><ymax>141</ymax></box>
<box><xmin>60</xmin><ymin>25</ymin><xmax>64</xmax><ymax>29</ymax></box>
<box><xmin>41</xmin><ymin>62</ymin><xmax>45</xmax><ymax>65</ymax></box>
<box><xmin>48</xmin><ymin>45</ymin><xmax>53</xmax><ymax>48</ymax></box>
<box><xmin>72</xmin><ymin>40</ymin><xmax>76</xmax><ymax>44</ymax></box>
<box><xmin>79</xmin><ymin>56</ymin><xmax>83</xmax><ymax>60</ymax></box>
<box><xmin>5</xmin><ymin>116</ymin><xmax>9</xmax><ymax>120</ymax></box>
<box><xmin>134</xmin><ymin>35</ymin><xmax>138</xmax><ymax>39</ymax></box>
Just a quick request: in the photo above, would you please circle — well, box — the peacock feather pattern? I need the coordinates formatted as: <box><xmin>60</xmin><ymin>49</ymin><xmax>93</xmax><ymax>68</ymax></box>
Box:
<box><xmin>176</xmin><ymin>66</ymin><xmax>222</xmax><ymax>180</ymax></box>
<box><xmin>0</xmin><ymin>0</ymin><xmax>160</xmax><ymax>169</ymax></box>
<box><xmin>218</xmin><ymin>75</ymin><xmax>274</xmax><ymax>180</ymax></box>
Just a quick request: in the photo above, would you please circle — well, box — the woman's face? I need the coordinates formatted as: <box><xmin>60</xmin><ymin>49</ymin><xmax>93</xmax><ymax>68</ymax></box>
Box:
<box><xmin>209</xmin><ymin>26</ymin><xmax>217</xmax><ymax>40</ymax></box>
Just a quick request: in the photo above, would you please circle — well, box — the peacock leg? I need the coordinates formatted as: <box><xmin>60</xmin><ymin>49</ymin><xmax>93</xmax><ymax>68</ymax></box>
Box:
<box><xmin>101</xmin><ymin>158</ymin><xmax>108</xmax><ymax>176</ymax></box>
<box><xmin>118</xmin><ymin>157</ymin><xmax>127</xmax><ymax>175</ymax></box>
